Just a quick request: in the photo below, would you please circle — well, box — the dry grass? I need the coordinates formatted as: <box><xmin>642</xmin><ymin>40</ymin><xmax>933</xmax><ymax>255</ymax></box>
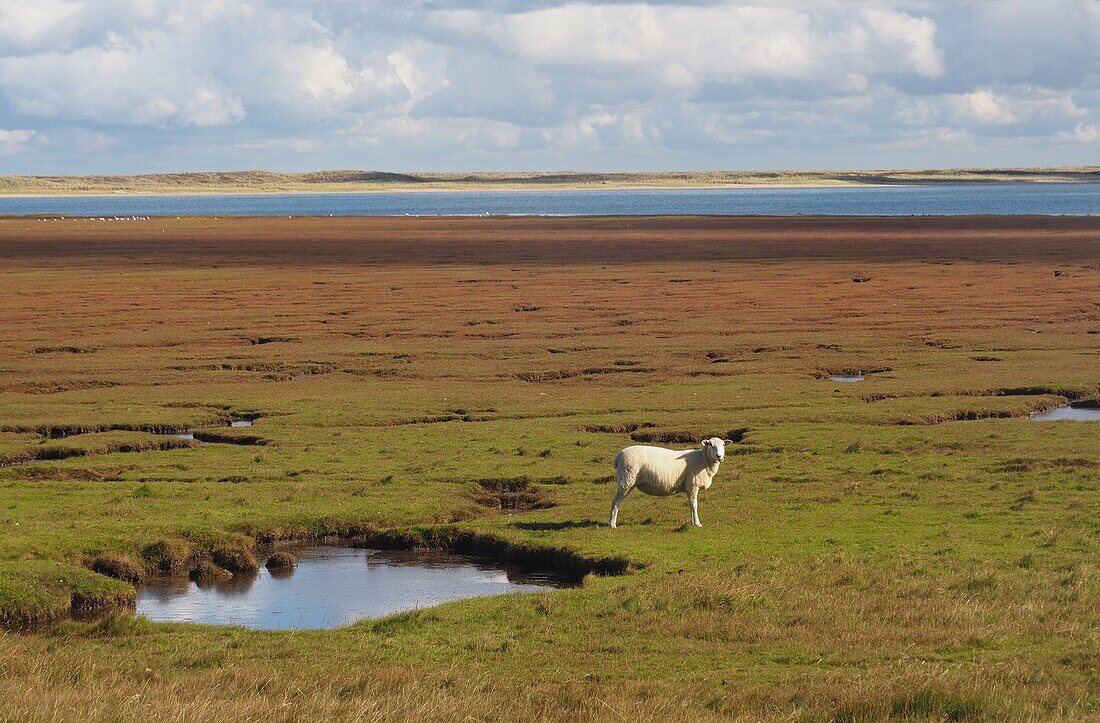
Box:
<box><xmin>1</xmin><ymin>166</ymin><xmax>1097</xmax><ymax>196</ymax></box>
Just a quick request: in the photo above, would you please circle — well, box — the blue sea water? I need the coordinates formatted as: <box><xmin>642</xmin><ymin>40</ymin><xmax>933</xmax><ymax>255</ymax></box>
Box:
<box><xmin>1</xmin><ymin>183</ymin><xmax>1097</xmax><ymax>217</ymax></box>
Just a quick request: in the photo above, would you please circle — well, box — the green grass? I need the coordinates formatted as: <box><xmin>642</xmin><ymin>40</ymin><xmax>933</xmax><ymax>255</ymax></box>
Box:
<box><xmin>0</xmin><ymin>560</ymin><xmax>134</xmax><ymax>625</ymax></box>
<box><xmin>2</xmin><ymin>377</ymin><xmax>1095</xmax><ymax>718</ymax></box>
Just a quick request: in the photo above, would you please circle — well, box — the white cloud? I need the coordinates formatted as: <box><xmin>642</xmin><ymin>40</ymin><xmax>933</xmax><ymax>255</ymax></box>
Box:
<box><xmin>894</xmin><ymin>97</ymin><xmax>937</xmax><ymax>126</ymax></box>
<box><xmin>387</xmin><ymin>50</ymin><xmax>436</xmax><ymax>101</ymax></box>
<box><xmin>950</xmin><ymin>89</ymin><xmax>1019</xmax><ymax>125</ymax></box>
<box><xmin>1056</xmin><ymin>123</ymin><xmax>1100</xmax><ymax>143</ymax></box>
<box><xmin>0</xmin><ymin>42</ymin><xmax>246</xmax><ymax>127</ymax></box>
<box><xmin>0</xmin><ymin>0</ymin><xmax>163</xmax><ymax>55</ymax></box>
<box><xmin>0</xmin><ymin>0</ymin><xmax>83</xmax><ymax>54</ymax></box>
<box><xmin>431</xmin><ymin>2</ymin><xmax>944</xmax><ymax>96</ymax></box>
<box><xmin>284</xmin><ymin>45</ymin><xmax>355</xmax><ymax>104</ymax></box>
<box><xmin>858</xmin><ymin>8</ymin><xmax>944</xmax><ymax>79</ymax></box>
<box><xmin>935</xmin><ymin>86</ymin><xmax>1085</xmax><ymax>127</ymax></box>
<box><xmin>875</xmin><ymin>125</ymin><xmax>976</xmax><ymax>152</ymax></box>
<box><xmin>72</xmin><ymin>130</ymin><xmax>115</xmax><ymax>151</ymax></box>
<box><xmin>0</xmin><ymin>1</ymin><xmax>421</xmax><ymax>127</ymax></box>
<box><xmin>564</xmin><ymin>111</ymin><xmax>651</xmax><ymax>146</ymax></box>
<box><xmin>0</xmin><ymin>128</ymin><xmax>36</xmax><ymax>153</ymax></box>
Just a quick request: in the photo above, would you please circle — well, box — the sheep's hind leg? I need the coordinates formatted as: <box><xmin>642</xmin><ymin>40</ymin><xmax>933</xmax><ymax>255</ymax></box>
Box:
<box><xmin>609</xmin><ymin>485</ymin><xmax>631</xmax><ymax>529</ymax></box>
<box><xmin>688</xmin><ymin>488</ymin><xmax>702</xmax><ymax>527</ymax></box>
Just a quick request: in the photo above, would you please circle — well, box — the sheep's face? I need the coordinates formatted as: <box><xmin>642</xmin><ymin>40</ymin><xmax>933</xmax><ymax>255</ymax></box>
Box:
<box><xmin>701</xmin><ymin>437</ymin><xmax>725</xmax><ymax>463</ymax></box>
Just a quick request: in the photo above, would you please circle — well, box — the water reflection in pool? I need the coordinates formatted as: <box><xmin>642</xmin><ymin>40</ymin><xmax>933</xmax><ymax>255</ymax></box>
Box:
<box><xmin>138</xmin><ymin>546</ymin><xmax>570</xmax><ymax>630</ymax></box>
<box><xmin>830</xmin><ymin>375</ymin><xmax>865</xmax><ymax>383</ymax></box>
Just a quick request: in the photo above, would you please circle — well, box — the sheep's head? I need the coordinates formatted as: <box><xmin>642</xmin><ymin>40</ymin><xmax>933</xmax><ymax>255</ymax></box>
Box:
<box><xmin>701</xmin><ymin>437</ymin><xmax>725</xmax><ymax>463</ymax></box>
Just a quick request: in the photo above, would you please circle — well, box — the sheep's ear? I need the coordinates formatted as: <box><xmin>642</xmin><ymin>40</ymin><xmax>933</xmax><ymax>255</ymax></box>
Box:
<box><xmin>700</xmin><ymin>439</ymin><xmax>708</xmax><ymax>447</ymax></box>
<box><xmin>722</xmin><ymin>439</ymin><xmax>734</xmax><ymax>444</ymax></box>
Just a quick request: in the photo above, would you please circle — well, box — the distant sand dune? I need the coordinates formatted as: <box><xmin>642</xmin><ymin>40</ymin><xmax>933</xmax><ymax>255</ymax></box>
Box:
<box><xmin>1</xmin><ymin>167</ymin><xmax>1097</xmax><ymax>196</ymax></box>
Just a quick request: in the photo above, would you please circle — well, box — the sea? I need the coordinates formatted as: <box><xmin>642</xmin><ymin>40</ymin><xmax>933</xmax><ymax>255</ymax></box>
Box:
<box><xmin>1</xmin><ymin>183</ymin><xmax>1097</xmax><ymax>217</ymax></box>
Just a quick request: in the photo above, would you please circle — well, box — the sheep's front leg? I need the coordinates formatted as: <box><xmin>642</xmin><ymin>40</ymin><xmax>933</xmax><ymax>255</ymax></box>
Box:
<box><xmin>688</xmin><ymin>487</ymin><xmax>702</xmax><ymax>527</ymax></box>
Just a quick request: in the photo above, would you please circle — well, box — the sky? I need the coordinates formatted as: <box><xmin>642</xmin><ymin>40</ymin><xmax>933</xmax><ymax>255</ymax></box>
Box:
<box><xmin>0</xmin><ymin>0</ymin><xmax>1098</xmax><ymax>174</ymax></box>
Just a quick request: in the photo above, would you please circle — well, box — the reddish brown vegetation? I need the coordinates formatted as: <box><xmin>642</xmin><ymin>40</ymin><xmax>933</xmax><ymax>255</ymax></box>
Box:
<box><xmin>1</xmin><ymin>216</ymin><xmax>1098</xmax><ymax>267</ymax></box>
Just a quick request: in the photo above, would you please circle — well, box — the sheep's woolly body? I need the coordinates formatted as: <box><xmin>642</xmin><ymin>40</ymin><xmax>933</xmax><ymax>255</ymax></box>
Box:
<box><xmin>610</xmin><ymin>437</ymin><xmax>727</xmax><ymax>528</ymax></box>
<box><xmin>613</xmin><ymin>446</ymin><xmax>718</xmax><ymax>496</ymax></box>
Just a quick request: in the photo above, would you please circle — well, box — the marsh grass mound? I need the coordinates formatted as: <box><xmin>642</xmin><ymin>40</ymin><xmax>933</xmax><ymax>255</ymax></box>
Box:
<box><xmin>192</xmin><ymin>560</ymin><xmax>233</xmax><ymax>585</ymax></box>
<box><xmin>474</xmin><ymin>477</ymin><xmax>554</xmax><ymax>511</ymax></box>
<box><xmin>265</xmin><ymin>551</ymin><xmax>296</xmax><ymax>571</ymax></box>
<box><xmin>210</xmin><ymin>542</ymin><xmax>259</xmax><ymax>575</ymax></box>
<box><xmin>89</xmin><ymin>554</ymin><xmax>145</xmax><ymax>585</ymax></box>
<box><xmin>191</xmin><ymin>429</ymin><xmax>269</xmax><ymax>445</ymax></box>
<box><xmin>628</xmin><ymin>429</ymin><xmax>698</xmax><ymax>444</ymax></box>
<box><xmin>350</xmin><ymin>526</ymin><xmax>633</xmax><ymax>580</ymax></box>
<box><xmin>140</xmin><ymin>538</ymin><xmax>191</xmax><ymax>574</ymax></box>
<box><xmin>628</xmin><ymin>427</ymin><xmax>749</xmax><ymax>445</ymax></box>
<box><xmin>581</xmin><ymin>421</ymin><xmax>656</xmax><ymax>434</ymax></box>
<box><xmin>0</xmin><ymin>432</ymin><xmax>196</xmax><ymax>466</ymax></box>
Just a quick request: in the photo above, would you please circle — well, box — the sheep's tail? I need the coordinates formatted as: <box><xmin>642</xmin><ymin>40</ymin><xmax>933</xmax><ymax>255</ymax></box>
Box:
<box><xmin>612</xmin><ymin>450</ymin><xmax>624</xmax><ymax>477</ymax></box>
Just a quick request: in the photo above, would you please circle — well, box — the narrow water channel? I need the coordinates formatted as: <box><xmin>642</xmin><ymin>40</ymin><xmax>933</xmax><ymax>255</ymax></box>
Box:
<box><xmin>162</xmin><ymin>418</ymin><xmax>253</xmax><ymax>440</ymax></box>
<box><xmin>1031</xmin><ymin>405</ymin><xmax>1100</xmax><ymax>421</ymax></box>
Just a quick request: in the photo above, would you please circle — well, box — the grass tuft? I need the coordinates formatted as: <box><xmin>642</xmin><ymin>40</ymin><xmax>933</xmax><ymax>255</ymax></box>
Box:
<box><xmin>192</xmin><ymin>560</ymin><xmax>233</xmax><ymax>585</ymax></box>
<box><xmin>265</xmin><ymin>551</ymin><xmax>296</xmax><ymax>571</ymax></box>
<box><xmin>210</xmin><ymin>543</ymin><xmax>259</xmax><ymax>575</ymax></box>
<box><xmin>141</xmin><ymin>538</ymin><xmax>192</xmax><ymax>573</ymax></box>
<box><xmin>90</xmin><ymin>554</ymin><xmax>145</xmax><ymax>585</ymax></box>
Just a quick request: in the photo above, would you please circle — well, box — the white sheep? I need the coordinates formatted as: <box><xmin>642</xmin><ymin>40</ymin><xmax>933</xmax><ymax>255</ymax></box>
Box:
<box><xmin>609</xmin><ymin>438</ymin><xmax>727</xmax><ymax>528</ymax></box>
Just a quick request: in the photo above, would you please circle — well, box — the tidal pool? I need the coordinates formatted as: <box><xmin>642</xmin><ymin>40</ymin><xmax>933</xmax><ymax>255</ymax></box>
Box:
<box><xmin>830</xmin><ymin>375</ymin><xmax>865</xmax><ymax>382</ymax></box>
<box><xmin>1031</xmin><ymin>405</ymin><xmax>1100</xmax><ymax>421</ymax></box>
<box><xmin>137</xmin><ymin>546</ymin><xmax>570</xmax><ymax>630</ymax></box>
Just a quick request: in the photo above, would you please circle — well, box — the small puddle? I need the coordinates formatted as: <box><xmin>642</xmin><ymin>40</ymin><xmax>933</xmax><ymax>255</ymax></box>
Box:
<box><xmin>830</xmin><ymin>375</ymin><xmax>865</xmax><ymax>383</ymax></box>
<box><xmin>137</xmin><ymin>546</ymin><xmax>572</xmax><ymax>630</ymax></box>
<box><xmin>1031</xmin><ymin>405</ymin><xmax>1100</xmax><ymax>422</ymax></box>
